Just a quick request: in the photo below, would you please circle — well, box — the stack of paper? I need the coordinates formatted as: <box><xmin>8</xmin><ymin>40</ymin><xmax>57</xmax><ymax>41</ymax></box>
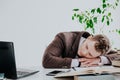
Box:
<box><xmin>112</xmin><ymin>60</ymin><xmax>120</xmax><ymax>67</ymax></box>
<box><xmin>74</xmin><ymin>74</ymin><xmax>115</xmax><ymax>80</ymax></box>
<box><xmin>54</xmin><ymin>66</ymin><xmax>120</xmax><ymax>78</ymax></box>
<box><xmin>111</xmin><ymin>50</ymin><xmax>120</xmax><ymax>67</ymax></box>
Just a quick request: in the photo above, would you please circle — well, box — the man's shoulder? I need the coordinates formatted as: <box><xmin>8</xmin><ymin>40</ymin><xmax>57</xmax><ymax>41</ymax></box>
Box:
<box><xmin>56</xmin><ymin>31</ymin><xmax>78</xmax><ymax>38</ymax></box>
<box><xmin>56</xmin><ymin>31</ymin><xmax>90</xmax><ymax>37</ymax></box>
<box><xmin>56</xmin><ymin>31</ymin><xmax>83</xmax><ymax>35</ymax></box>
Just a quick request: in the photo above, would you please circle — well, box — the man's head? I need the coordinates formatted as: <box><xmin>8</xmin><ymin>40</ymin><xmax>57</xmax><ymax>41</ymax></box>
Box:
<box><xmin>77</xmin><ymin>34</ymin><xmax>110</xmax><ymax>58</ymax></box>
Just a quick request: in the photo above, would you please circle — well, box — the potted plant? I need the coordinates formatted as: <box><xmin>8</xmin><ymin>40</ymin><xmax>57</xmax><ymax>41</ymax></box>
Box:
<box><xmin>72</xmin><ymin>0</ymin><xmax>120</xmax><ymax>35</ymax></box>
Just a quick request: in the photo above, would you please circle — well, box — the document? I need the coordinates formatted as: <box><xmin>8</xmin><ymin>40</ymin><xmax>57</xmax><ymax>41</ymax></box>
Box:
<box><xmin>74</xmin><ymin>74</ymin><xmax>115</xmax><ymax>80</ymax></box>
<box><xmin>54</xmin><ymin>66</ymin><xmax>120</xmax><ymax>78</ymax></box>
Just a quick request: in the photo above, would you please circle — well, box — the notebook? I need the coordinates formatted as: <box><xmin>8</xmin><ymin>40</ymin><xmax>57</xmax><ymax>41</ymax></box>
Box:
<box><xmin>0</xmin><ymin>41</ymin><xmax>39</xmax><ymax>79</ymax></box>
<box><xmin>54</xmin><ymin>66</ymin><xmax>120</xmax><ymax>78</ymax></box>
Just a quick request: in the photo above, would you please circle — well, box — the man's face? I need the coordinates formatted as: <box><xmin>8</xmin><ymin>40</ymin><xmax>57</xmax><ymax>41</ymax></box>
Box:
<box><xmin>77</xmin><ymin>37</ymin><xmax>101</xmax><ymax>58</ymax></box>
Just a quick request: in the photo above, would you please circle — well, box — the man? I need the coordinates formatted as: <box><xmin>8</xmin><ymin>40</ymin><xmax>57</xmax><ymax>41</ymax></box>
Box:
<box><xmin>42</xmin><ymin>31</ymin><xmax>118</xmax><ymax>68</ymax></box>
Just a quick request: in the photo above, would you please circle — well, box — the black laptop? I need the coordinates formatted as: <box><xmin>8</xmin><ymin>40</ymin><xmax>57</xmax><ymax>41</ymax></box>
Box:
<box><xmin>0</xmin><ymin>41</ymin><xmax>39</xmax><ymax>79</ymax></box>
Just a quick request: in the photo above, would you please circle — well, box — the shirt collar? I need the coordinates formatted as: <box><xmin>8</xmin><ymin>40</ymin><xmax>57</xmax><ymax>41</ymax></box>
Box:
<box><xmin>78</xmin><ymin>37</ymin><xmax>86</xmax><ymax>48</ymax></box>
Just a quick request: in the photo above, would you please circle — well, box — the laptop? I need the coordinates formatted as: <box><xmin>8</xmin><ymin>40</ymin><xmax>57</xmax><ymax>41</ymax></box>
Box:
<box><xmin>0</xmin><ymin>41</ymin><xmax>39</xmax><ymax>79</ymax></box>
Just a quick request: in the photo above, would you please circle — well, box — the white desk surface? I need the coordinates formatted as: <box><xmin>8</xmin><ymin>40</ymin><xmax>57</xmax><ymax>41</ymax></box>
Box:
<box><xmin>16</xmin><ymin>68</ymin><xmax>72</xmax><ymax>80</ymax></box>
<box><xmin>7</xmin><ymin>66</ymin><xmax>120</xmax><ymax>80</ymax></box>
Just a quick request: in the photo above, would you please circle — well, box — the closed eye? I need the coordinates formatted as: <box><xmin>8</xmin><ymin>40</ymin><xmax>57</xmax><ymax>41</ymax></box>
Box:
<box><xmin>88</xmin><ymin>52</ymin><xmax>93</xmax><ymax>57</ymax></box>
<box><xmin>86</xmin><ymin>45</ymin><xmax>88</xmax><ymax>49</ymax></box>
<box><xmin>86</xmin><ymin>45</ymin><xmax>93</xmax><ymax>57</ymax></box>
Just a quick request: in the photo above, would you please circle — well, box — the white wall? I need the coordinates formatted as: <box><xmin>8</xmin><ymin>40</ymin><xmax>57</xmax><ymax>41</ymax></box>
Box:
<box><xmin>0</xmin><ymin>0</ymin><xmax>120</xmax><ymax>68</ymax></box>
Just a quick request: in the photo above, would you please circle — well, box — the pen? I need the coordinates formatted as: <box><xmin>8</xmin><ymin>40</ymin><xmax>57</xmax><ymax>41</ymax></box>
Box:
<box><xmin>72</xmin><ymin>67</ymin><xmax>76</xmax><ymax>71</ymax></box>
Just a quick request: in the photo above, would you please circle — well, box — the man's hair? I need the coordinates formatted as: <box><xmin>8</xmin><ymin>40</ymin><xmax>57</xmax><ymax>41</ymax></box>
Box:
<box><xmin>91</xmin><ymin>34</ymin><xmax>110</xmax><ymax>55</ymax></box>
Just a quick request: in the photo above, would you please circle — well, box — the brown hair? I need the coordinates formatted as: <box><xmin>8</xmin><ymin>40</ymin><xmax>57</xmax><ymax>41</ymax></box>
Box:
<box><xmin>91</xmin><ymin>34</ymin><xmax>110</xmax><ymax>55</ymax></box>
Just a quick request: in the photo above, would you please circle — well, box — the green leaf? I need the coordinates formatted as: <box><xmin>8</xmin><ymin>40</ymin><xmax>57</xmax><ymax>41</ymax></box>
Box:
<box><xmin>74</xmin><ymin>13</ymin><xmax>76</xmax><ymax>16</ymax></box>
<box><xmin>115</xmin><ymin>3</ymin><xmax>118</xmax><ymax>6</ymax></box>
<box><xmin>107</xmin><ymin>3</ymin><xmax>110</xmax><ymax>7</ymax></box>
<box><xmin>77</xmin><ymin>14</ymin><xmax>80</xmax><ymax>17</ymax></box>
<box><xmin>97</xmin><ymin>8</ymin><xmax>101</xmax><ymax>14</ymax></box>
<box><xmin>86</xmin><ymin>20</ymin><xmax>90</xmax><ymax>28</ymax></box>
<box><xmin>106</xmin><ymin>16</ymin><xmax>109</xmax><ymax>20</ymax></box>
<box><xmin>102</xmin><ymin>9</ymin><xmax>106</xmax><ymax>14</ymax></box>
<box><xmin>73</xmin><ymin>9</ymin><xmax>79</xmax><ymax>11</ymax></box>
<box><xmin>117</xmin><ymin>29</ymin><xmax>120</xmax><ymax>35</ymax></box>
<box><xmin>86</xmin><ymin>19</ymin><xmax>94</xmax><ymax>29</ymax></box>
<box><xmin>72</xmin><ymin>16</ymin><xmax>74</xmax><ymax>20</ymax></box>
<box><xmin>107</xmin><ymin>20</ymin><xmax>110</xmax><ymax>25</ymax></box>
<box><xmin>102</xmin><ymin>4</ymin><xmax>107</xmax><ymax>8</ymax></box>
<box><xmin>85</xmin><ymin>11</ymin><xmax>90</xmax><ymax>15</ymax></box>
<box><xmin>93</xmin><ymin>17</ymin><xmax>97</xmax><ymax>23</ymax></box>
<box><xmin>79</xmin><ymin>16</ymin><xmax>84</xmax><ymax>23</ymax></box>
<box><xmin>79</xmin><ymin>19</ymin><xmax>82</xmax><ymax>24</ymax></box>
<box><xmin>117</xmin><ymin>0</ymin><xmax>119</xmax><ymax>2</ymax></box>
<box><xmin>91</xmin><ymin>9</ymin><xmax>95</xmax><ymax>14</ymax></box>
<box><xmin>119</xmin><ymin>30</ymin><xmax>120</xmax><ymax>34</ymax></box>
<box><xmin>108</xmin><ymin>12</ymin><xmax>111</xmax><ymax>17</ymax></box>
<box><xmin>102</xmin><ymin>0</ymin><xmax>106</xmax><ymax>3</ymax></box>
<box><xmin>83</xmin><ymin>18</ymin><xmax>87</xmax><ymax>23</ymax></box>
<box><xmin>89</xmin><ymin>19</ymin><xmax>94</xmax><ymax>28</ymax></box>
<box><xmin>102</xmin><ymin>16</ymin><xmax>105</xmax><ymax>22</ymax></box>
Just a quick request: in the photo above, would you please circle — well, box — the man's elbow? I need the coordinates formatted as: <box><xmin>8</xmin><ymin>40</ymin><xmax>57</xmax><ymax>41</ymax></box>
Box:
<box><xmin>42</xmin><ymin>61</ymin><xmax>49</xmax><ymax>68</ymax></box>
<box><xmin>42</xmin><ymin>57</ymin><xmax>50</xmax><ymax>68</ymax></box>
<box><xmin>42</xmin><ymin>57</ymin><xmax>54</xmax><ymax>68</ymax></box>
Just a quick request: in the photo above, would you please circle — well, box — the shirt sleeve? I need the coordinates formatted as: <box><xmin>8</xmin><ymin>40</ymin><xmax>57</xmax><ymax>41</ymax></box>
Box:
<box><xmin>71</xmin><ymin>59</ymin><xmax>79</xmax><ymax>67</ymax></box>
<box><xmin>100</xmin><ymin>56</ymin><xmax>110</xmax><ymax>64</ymax></box>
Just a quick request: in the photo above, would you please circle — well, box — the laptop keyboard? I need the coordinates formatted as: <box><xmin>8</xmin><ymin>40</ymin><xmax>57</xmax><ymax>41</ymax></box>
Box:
<box><xmin>17</xmin><ymin>71</ymin><xmax>30</xmax><ymax>76</ymax></box>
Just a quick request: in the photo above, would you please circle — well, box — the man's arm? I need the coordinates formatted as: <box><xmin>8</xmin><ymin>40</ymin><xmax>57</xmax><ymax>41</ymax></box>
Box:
<box><xmin>105</xmin><ymin>50</ymin><xmax>120</xmax><ymax>64</ymax></box>
<box><xmin>42</xmin><ymin>35</ymin><xmax>72</xmax><ymax>68</ymax></box>
<box><xmin>79</xmin><ymin>58</ymin><xmax>100</xmax><ymax>67</ymax></box>
<box><xmin>78</xmin><ymin>51</ymin><xmax>120</xmax><ymax>67</ymax></box>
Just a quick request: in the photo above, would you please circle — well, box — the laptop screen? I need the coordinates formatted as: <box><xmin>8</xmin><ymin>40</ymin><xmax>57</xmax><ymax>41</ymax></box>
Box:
<box><xmin>0</xmin><ymin>41</ymin><xmax>17</xmax><ymax>79</ymax></box>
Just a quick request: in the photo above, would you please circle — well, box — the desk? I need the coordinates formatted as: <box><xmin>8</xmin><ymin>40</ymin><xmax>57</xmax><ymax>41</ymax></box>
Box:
<box><xmin>7</xmin><ymin>66</ymin><xmax>120</xmax><ymax>80</ymax></box>
<box><xmin>8</xmin><ymin>68</ymin><xmax>72</xmax><ymax>80</ymax></box>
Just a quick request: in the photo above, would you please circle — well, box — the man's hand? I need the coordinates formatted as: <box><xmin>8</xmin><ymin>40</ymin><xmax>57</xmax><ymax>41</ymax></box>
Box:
<box><xmin>78</xmin><ymin>57</ymin><xmax>101</xmax><ymax>67</ymax></box>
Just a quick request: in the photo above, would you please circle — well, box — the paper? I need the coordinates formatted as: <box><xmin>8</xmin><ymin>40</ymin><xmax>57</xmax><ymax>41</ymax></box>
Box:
<box><xmin>54</xmin><ymin>66</ymin><xmax>120</xmax><ymax>78</ymax></box>
<box><xmin>112</xmin><ymin>60</ymin><xmax>120</xmax><ymax>67</ymax></box>
<box><xmin>74</xmin><ymin>74</ymin><xmax>115</xmax><ymax>80</ymax></box>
